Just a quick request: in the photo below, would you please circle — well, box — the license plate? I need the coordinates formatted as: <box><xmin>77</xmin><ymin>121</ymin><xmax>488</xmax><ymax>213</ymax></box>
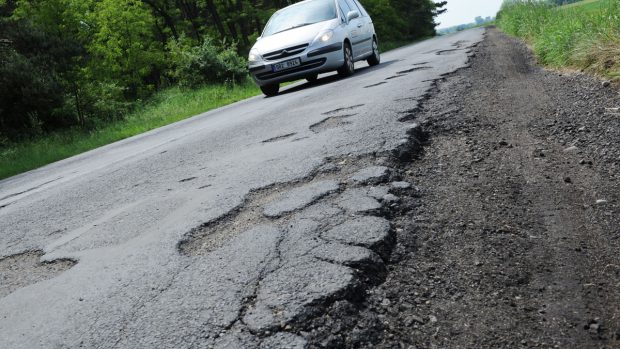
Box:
<box><xmin>272</xmin><ymin>58</ymin><xmax>301</xmax><ymax>72</ymax></box>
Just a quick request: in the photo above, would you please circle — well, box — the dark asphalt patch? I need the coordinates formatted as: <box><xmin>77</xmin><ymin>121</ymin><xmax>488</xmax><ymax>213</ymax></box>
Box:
<box><xmin>261</xmin><ymin>133</ymin><xmax>297</xmax><ymax>144</ymax></box>
<box><xmin>396</xmin><ymin>67</ymin><xmax>432</xmax><ymax>75</ymax></box>
<box><xmin>364</xmin><ymin>82</ymin><xmax>387</xmax><ymax>88</ymax></box>
<box><xmin>436</xmin><ymin>48</ymin><xmax>466</xmax><ymax>55</ymax></box>
<box><xmin>322</xmin><ymin>104</ymin><xmax>364</xmax><ymax>115</ymax></box>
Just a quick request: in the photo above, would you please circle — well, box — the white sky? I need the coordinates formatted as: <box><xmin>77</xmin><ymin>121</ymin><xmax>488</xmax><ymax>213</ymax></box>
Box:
<box><xmin>436</xmin><ymin>0</ymin><xmax>504</xmax><ymax>29</ymax></box>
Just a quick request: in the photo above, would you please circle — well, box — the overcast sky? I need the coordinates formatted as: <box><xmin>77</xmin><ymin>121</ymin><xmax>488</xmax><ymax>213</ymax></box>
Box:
<box><xmin>436</xmin><ymin>0</ymin><xmax>504</xmax><ymax>29</ymax></box>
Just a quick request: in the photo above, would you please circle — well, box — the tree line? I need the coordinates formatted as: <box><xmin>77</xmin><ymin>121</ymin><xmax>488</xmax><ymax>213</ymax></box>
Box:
<box><xmin>0</xmin><ymin>0</ymin><xmax>446</xmax><ymax>143</ymax></box>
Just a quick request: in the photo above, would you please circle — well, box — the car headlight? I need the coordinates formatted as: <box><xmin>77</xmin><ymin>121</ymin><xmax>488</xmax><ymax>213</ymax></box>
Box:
<box><xmin>319</xmin><ymin>30</ymin><xmax>334</xmax><ymax>43</ymax></box>
<box><xmin>248</xmin><ymin>49</ymin><xmax>261</xmax><ymax>63</ymax></box>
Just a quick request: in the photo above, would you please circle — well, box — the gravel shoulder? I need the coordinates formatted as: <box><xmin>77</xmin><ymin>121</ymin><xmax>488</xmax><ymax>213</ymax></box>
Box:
<box><xmin>307</xmin><ymin>28</ymin><xmax>620</xmax><ymax>348</ymax></box>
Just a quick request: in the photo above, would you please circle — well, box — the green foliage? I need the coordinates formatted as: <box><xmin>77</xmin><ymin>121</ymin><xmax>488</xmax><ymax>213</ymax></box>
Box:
<box><xmin>497</xmin><ymin>0</ymin><xmax>620</xmax><ymax>79</ymax></box>
<box><xmin>360</xmin><ymin>0</ymin><xmax>444</xmax><ymax>42</ymax></box>
<box><xmin>169</xmin><ymin>37</ymin><xmax>247</xmax><ymax>88</ymax></box>
<box><xmin>87</xmin><ymin>0</ymin><xmax>165</xmax><ymax>98</ymax></box>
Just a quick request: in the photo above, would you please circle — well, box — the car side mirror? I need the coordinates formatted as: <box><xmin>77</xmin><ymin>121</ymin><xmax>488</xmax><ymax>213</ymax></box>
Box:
<box><xmin>347</xmin><ymin>10</ymin><xmax>360</xmax><ymax>21</ymax></box>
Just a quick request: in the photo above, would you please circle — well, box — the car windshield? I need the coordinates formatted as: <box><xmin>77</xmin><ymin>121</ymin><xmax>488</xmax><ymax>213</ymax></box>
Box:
<box><xmin>262</xmin><ymin>0</ymin><xmax>337</xmax><ymax>37</ymax></box>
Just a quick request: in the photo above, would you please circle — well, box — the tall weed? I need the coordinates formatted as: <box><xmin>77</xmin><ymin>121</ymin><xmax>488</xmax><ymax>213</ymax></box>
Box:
<box><xmin>497</xmin><ymin>0</ymin><xmax>620</xmax><ymax>80</ymax></box>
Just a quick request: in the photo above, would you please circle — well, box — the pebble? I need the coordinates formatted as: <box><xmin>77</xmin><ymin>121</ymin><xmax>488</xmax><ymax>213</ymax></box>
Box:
<box><xmin>429</xmin><ymin>315</ymin><xmax>438</xmax><ymax>323</ymax></box>
<box><xmin>596</xmin><ymin>199</ymin><xmax>608</xmax><ymax>205</ymax></box>
<box><xmin>602</xmin><ymin>80</ymin><xmax>611</xmax><ymax>87</ymax></box>
<box><xmin>563</xmin><ymin>146</ymin><xmax>578</xmax><ymax>152</ymax></box>
<box><xmin>382</xmin><ymin>194</ymin><xmax>400</xmax><ymax>203</ymax></box>
<box><xmin>391</xmin><ymin>181</ymin><xmax>411</xmax><ymax>189</ymax></box>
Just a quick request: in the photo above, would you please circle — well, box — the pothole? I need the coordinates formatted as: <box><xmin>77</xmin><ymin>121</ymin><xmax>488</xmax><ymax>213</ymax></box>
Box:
<box><xmin>262</xmin><ymin>133</ymin><xmax>297</xmax><ymax>144</ymax></box>
<box><xmin>310</xmin><ymin>114</ymin><xmax>356</xmax><ymax>133</ymax></box>
<box><xmin>0</xmin><ymin>251</ymin><xmax>76</xmax><ymax>298</ymax></box>
<box><xmin>177</xmin><ymin>153</ymin><xmax>393</xmax><ymax>257</ymax></box>
<box><xmin>397</xmin><ymin>67</ymin><xmax>432</xmax><ymax>74</ymax></box>
<box><xmin>437</xmin><ymin>48</ymin><xmax>468</xmax><ymax>55</ymax></box>
<box><xmin>322</xmin><ymin>104</ymin><xmax>364</xmax><ymax>116</ymax></box>
<box><xmin>365</xmin><ymin>82</ymin><xmax>387</xmax><ymax>88</ymax></box>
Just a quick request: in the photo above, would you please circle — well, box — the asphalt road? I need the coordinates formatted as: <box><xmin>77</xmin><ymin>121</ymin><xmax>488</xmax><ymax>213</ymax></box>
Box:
<box><xmin>0</xmin><ymin>29</ymin><xmax>484</xmax><ymax>348</ymax></box>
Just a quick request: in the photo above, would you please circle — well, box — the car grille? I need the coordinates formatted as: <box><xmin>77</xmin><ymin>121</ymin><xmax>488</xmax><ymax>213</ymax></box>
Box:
<box><xmin>256</xmin><ymin>58</ymin><xmax>327</xmax><ymax>80</ymax></box>
<box><xmin>262</xmin><ymin>44</ymin><xmax>309</xmax><ymax>61</ymax></box>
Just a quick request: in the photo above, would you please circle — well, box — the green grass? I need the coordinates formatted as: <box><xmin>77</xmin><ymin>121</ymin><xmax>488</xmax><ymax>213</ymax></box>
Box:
<box><xmin>0</xmin><ymin>81</ymin><xmax>260</xmax><ymax>180</ymax></box>
<box><xmin>497</xmin><ymin>0</ymin><xmax>620</xmax><ymax>79</ymax></box>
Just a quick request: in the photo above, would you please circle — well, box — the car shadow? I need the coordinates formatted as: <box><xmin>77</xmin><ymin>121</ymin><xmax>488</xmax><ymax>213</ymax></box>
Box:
<box><xmin>274</xmin><ymin>59</ymin><xmax>399</xmax><ymax>97</ymax></box>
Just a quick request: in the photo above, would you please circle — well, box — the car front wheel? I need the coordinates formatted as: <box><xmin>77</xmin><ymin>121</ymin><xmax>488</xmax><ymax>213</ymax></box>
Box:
<box><xmin>337</xmin><ymin>42</ymin><xmax>354</xmax><ymax>77</ymax></box>
<box><xmin>260</xmin><ymin>83</ymin><xmax>280</xmax><ymax>97</ymax></box>
<box><xmin>367</xmin><ymin>38</ymin><xmax>380</xmax><ymax>66</ymax></box>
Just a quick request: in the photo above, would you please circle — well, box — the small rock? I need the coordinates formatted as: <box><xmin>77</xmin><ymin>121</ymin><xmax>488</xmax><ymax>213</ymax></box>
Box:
<box><xmin>429</xmin><ymin>315</ymin><xmax>438</xmax><ymax>323</ymax></box>
<box><xmin>602</xmin><ymin>81</ymin><xmax>611</xmax><ymax>87</ymax></box>
<box><xmin>579</xmin><ymin>159</ymin><xmax>593</xmax><ymax>165</ymax></box>
<box><xmin>596</xmin><ymin>199</ymin><xmax>608</xmax><ymax>205</ymax></box>
<box><xmin>406</xmin><ymin>315</ymin><xmax>425</xmax><ymax>325</ymax></box>
<box><xmin>563</xmin><ymin>146</ymin><xmax>578</xmax><ymax>152</ymax></box>
<box><xmin>564</xmin><ymin>176</ymin><xmax>572</xmax><ymax>183</ymax></box>
<box><xmin>391</xmin><ymin>181</ymin><xmax>411</xmax><ymax>189</ymax></box>
<box><xmin>382</xmin><ymin>194</ymin><xmax>400</xmax><ymax>203</ymax></box>
<box><xmin>381</xmin><ymin>298</ymin><xmax>391</xmax><ymax>307</ymax></box>
<box><xmin>578</xmin><ymin>126</ymin><xmax>586</xmax><ymax>132</ymax></box>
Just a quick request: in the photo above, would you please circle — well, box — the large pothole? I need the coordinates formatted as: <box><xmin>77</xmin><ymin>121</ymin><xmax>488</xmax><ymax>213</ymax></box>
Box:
<box><xmin>0</xmin><ymin>250</ymin><xmax>76</xmax><ymax>298</ymax></box>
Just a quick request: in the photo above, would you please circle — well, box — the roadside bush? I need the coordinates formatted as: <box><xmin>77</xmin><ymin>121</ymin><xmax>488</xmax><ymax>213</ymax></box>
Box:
<box><xmin>0</xmin><ymin>45</ymin><xmax>63</xmax><ymax>139</ymax></box>
<box><xmin>170</xmin><ymin>37</ymin><xmax>248</xmax><ymax>88</ymax></box>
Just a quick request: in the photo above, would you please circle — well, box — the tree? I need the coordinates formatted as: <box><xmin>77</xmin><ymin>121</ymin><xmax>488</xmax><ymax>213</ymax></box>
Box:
<box><xmin>87</xmin><ymin>0</ymin><xmax>165</xmax><ymax>98</ymax></box>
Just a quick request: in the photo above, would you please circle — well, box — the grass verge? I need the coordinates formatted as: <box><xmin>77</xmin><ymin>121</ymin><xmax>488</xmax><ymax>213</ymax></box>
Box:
<box><xmin>0</xmin><ymin>81</ymin><xmax>260</xmax><ymax>180</ymax></box>
<box><xmin>496</xmin><ymin>0</ymin><xmax>620</xmax><ymax>80</ymax></box>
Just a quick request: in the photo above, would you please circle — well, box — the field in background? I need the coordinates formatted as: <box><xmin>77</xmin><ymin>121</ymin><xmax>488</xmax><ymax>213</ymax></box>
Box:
<box><xmin>497</xmin><ymin>0</ymin><xmax>619</xmax><ymax>80</ymax></box>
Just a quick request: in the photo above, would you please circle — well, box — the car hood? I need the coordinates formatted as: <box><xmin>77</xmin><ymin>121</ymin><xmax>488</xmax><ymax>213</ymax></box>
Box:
<box><xmin>253</xmin><ymin>19</ymin><xmax>338</xmax><ymax>54</ymax></box>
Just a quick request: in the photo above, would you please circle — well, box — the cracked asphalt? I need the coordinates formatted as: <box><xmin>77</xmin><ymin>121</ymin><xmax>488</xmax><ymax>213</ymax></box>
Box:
<box><xmin>0</xmin><ymin>29</ymin><xmax>484</xmax><ymax>348</ymax></box>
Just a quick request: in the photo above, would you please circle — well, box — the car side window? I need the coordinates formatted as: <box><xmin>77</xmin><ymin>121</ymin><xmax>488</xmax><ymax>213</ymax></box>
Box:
<box><xmin>338</xmin><ymin>4</ymin><xmax>347</xmax><ymax>23</ymax></box>
<box><xmin>338</xmin><ymin>0</ymin><xmax>352</xmax><ymax>18</ymax></box>
<box><xmin>352</xmin><ymin>0</ymin><xmax>369</xmax><ymax>17</ymax></box>
<box><xmin>343</xmin><ymin>0</ymin><xmax>359</xmax><ymax>15</ymax></box>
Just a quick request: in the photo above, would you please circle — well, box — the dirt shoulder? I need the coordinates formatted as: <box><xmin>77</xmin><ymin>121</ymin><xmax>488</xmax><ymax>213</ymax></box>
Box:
<box><xmin>307</xmin><ymin>28</ymin><xmax>620</xmax><ymax>348</ymax></box>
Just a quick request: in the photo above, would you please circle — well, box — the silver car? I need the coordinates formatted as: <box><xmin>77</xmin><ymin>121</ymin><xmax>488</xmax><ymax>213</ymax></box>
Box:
<box><xmin>248</xmin><ymin>0</ymin><xmax>380</xmax><ymax>96</ymax></box>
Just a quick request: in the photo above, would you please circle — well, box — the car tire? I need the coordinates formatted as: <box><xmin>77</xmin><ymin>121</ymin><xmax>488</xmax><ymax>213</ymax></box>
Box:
<box><xmin>306</xmin><ymin>74</ymin><xmax>318</xmax><ymax>83</ymax></box>
<box><xmin>337</xmin><ymin>42</ymin><xmax>354</xmax><ymax>77</ymax></box>
<box><xmin>260</xmin><ymin>83</ymin><xmax>279</xmax><ymax>97</ymax></box>
<box><xmin>367</xmin><ymin>38</ymin><xmax>380</xmax><ymax>66</ymax></box>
